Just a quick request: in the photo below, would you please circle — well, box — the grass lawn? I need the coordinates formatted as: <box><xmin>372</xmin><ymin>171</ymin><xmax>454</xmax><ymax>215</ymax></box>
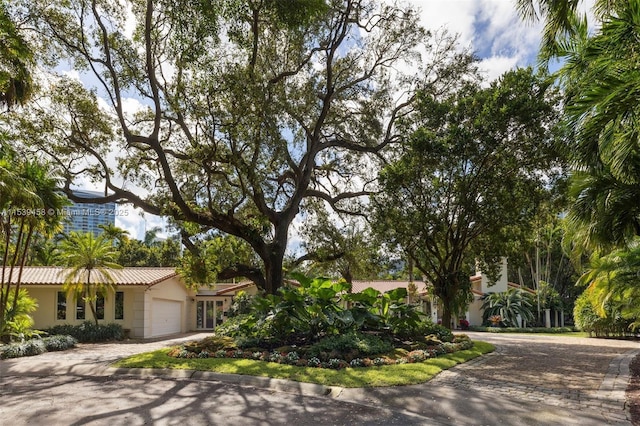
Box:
<box><xmin>113</xmin><ymin>341</ymin><xmax>494</xmax><ymax>387</ymax></box>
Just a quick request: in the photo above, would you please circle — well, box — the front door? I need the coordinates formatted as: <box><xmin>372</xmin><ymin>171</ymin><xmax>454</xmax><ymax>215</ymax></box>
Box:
<box><xmin>196</xmin><ymin>300</ymin><xmax>216</xmax><ymax>330</ymax></box>
<box><xmin>196</xmin><ymin>299</ymin><xmax>227</xmax><ymax>329</ymax></box>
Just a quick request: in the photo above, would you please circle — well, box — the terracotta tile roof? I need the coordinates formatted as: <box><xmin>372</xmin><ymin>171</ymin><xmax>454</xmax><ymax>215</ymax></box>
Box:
<box><xmin>350</xmin><ymin>280</ymin><xmax>429</xmax><ymax>294</ymax></box>
<box><xmin>508</xmin><ymin>282</ymin><xmax>537</xmax><ymax>295</ymax></box>
<box><xmin>214</xmin><ymin>281</ymin><xmax>255</xmax><ymax>295</ymax></box>
<box><xmin>2</xmin><ymin>266</ymin><xmax>178</xmax><ymax>286</ymax></box>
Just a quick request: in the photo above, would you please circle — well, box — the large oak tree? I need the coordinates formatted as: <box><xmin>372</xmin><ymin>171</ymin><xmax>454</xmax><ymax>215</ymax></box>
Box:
<box><xmin>6</xmin><ymin>0</ymin><xmax>468</xmax><ymax>293</ymax></box>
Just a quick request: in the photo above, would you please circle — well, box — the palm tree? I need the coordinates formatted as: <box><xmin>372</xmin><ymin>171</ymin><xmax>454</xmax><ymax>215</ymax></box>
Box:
<box><xmin>578</xmin><ymin>242</ymin><xmax>640</xmax><ymax>331</ymax></box>
<box><xmin>562</xmin><ymin>1</ymin><xmax>640</xmax><ymax>249</ymax></box>
<box><xmin>58</xmin><ymin>232</ymin><xmax>122</xmax><ymax>325</ymax></box>
<box><xmin>515</xmin><ymin>0</ymin><xmax>621</xmax><ymax>64</ymax></box>
<box><xmin>0</xmin><ymin>4</ymin><xmax>35</xmax><ymax>108</ymax></box>
<box><xmin>98</xmin><ymin>223</ymin><xmax>130</xmax><ymax>246</ymax></box>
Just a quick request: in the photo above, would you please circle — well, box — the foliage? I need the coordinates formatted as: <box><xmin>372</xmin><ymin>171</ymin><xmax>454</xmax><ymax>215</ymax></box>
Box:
<box><xmin>6</xmin><ymin>0</ymin><xmax>457</xmax><ymax>295</ymax></box>
<box><xmin>114</xmin><ymin>341</ymin><xmax>495</xmax><ymax>387</ymax></box>
<box><xmin>42</xmin><ymin>334</ymin><xmax>77</xmax><ymax>352</ymax></box>
<box><xmin>0</xmin><ymin>338</ymin><xmax>45</xmax><ymax>359</ymax></box>
<box><xmin>481</xmin><ymin>288</ymin><xmax>535</xmax><ymax>327</ymax></box>
<box><xmin>0</xmin><ymin>3</ymin><xmax>34</xmax><ymax>107</ymax></box>
<box><xmin>1</xmin><ymin>289</ymin><xmax>38</xmax><ymax>341</ymax></box>
<box><xmin>306</xmin><ymin>332</ymin><xmax>393</xmax><ymax>359</ymax></box>
<box><xmin>295</xmin><ymin>209</ymin><xmax>387</xmax><ymax>283</ymax></box>
<box><xmin>215</xmin><ymin>274</ymin><xmax>429</xmax><ymax>348</ymax></box>
<box><xmin>0</xmin><ymin>147</ymin><xmax>67</xmax><ymax>340</ymax></box>
<box><xmin>573</xmin><ymin>291</ymin><xmax>634</xmax><ymax>337</ymax></box>
<box><xmin>0</xmin><ymin>334</ymin><xmax>76</xmax><ymax>359</ymax></box>
<box><xmin>227</xmin><ymin>290</ymin><xmax>253</xmax><ymax>318</ymax></box>
<box><xmin>560</xmin><ymin>1</ymin><xmax>640</xmax><ymax>249</ymax></box>
<box><xmin>46</xmin><ymin>321</ymin><xmax>123</xmax><ymax>342</ymax></box>
<box><xmin>117</xmin><ymin>237</ymin><xmax>181</xmax><ymax>268</ymax></box>
<box><xmin>58</xmin><ymin>232</ymin><xmax>122</xmax><ymax>325</ymax></box>
<box><xmin>575</xmin><ymin>244</ymin><xmax>640</xmax><ymax>334</ymax></box>
<box><xmin>374</xmin><ymin>67</ymin><xmax>564</xmax><ymax>329</ymax></box>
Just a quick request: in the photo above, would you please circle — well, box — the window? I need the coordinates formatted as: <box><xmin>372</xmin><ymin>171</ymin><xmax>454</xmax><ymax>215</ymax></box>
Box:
<box><xmin>57</xmin><ymin>292</ymin><xmax>66</xmax><ymax>320</ymax></box>
<box><xmin>115</xmin><ymin>292</ymin><xmax>124</xmax><ymax>320</ymax></box>
<box><xmin>76</xmin><ymin>298</ymin><xmax>85</xmax><ymax>320</ymax></box>
<box><xmin>96</xmin><ymin>294</ymin><xmax>105</xmax><ymax>320</ymax></box>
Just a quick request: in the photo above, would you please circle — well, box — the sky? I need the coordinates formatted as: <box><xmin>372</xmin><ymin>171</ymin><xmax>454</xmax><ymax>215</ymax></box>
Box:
<box><xmin>73</xmin><ymin>0</ymin><xmax>546</xmax><ymax>241</ymax></box>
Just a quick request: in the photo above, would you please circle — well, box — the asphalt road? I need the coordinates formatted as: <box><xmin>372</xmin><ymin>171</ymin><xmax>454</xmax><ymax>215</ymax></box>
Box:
<box><xmin>1</xmin><ymin>332</ymin><xmax>638</xmax><ymax>425</ymax></box>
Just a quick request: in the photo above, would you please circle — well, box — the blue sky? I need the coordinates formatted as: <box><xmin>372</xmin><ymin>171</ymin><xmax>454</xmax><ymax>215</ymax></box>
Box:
<box><xmin>409</xmin><ymin>0</ymin><xmax>544</xmax><ymax>79</ymax></box>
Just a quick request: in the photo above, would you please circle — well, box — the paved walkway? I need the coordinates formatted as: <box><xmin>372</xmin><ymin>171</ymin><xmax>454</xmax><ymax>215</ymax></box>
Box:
<box><xmin>1</xmin><ymin>332</ymin><xmax>638</xmax><ymax>425</ymax></box>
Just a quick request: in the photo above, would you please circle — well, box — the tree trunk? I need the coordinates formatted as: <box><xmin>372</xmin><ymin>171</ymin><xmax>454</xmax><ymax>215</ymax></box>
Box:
<box><xmin>87</xmin><ymin>270</ymin><xmax>99</xmax><ymax>325</ymax></box>
<box><xmin>264</xmin><ymin>245</ymin><xmax>286</xmax><ymax>295</ymax></box>
<box><xmin>441</xmin><ymin>305</ymin><xmax>453</xmax><ymax>330</ymax></box>
<box><xmin>11</xmin><ymin>224</ymin><xmax>34</xmax><ymax>316</ymax></box>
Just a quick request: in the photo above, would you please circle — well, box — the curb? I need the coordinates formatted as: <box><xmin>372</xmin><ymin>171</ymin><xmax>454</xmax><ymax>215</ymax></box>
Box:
<box><xmin>109</xmin><ymin>367</ymin><xmax>338</xmax><ymax>397</ymax></box>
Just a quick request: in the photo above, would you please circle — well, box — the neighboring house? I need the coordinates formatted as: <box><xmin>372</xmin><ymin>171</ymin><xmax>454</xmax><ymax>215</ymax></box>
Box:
<box><xmin>465</xmin><ymin>258</ymin><xmax>537</xmax><ymax>327</ymax></box>
<box><xmin>14</xmin><ymin>266</ymin><xmax>190</xmax><ymax>338</ymax></box>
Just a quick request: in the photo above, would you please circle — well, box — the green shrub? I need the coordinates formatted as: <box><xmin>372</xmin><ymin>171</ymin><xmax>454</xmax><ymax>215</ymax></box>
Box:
<box><xmin>43</xmin><ymin>335</ymin><xmax>77</xmax><ymax>351</ymax></box>
<box><xmin>1</xmin><ymin>338</ymin><xmax>46</xmax><ymax>359</ymax></box>
<box><xmin>307</xmin><ymin>332</ymin><xmax>393</xmax><ymax>359</ymax></box>
<box><xmin>421</xmin><ymin>321</ymin><xmax>454</xmax><ymax>342</ymax></box>
<box><xmin>1</xmin><ymin>289</ymin><xmax>38</xmax><ymax>342</ymax></box>
<box><xmin>47</xmin><ymin>322</ymin><xmax>123</xmax><ymax>342</ymax></box>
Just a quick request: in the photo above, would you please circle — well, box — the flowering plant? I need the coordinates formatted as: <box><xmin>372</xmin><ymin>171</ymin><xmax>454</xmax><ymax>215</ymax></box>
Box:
<box><xmin>459</xmin><ymin>318</ymin><xmax>470</xmax><ymax>330</ymax></box>
<box><xmin>488</xmin><ymin>315</ymin><xmax>502</xmax><ymax>326</ymax></box>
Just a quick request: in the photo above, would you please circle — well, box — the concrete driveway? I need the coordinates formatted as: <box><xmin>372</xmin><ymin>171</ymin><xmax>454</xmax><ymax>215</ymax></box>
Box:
<box><xmin>1</xmin><ymin>332</ymin><xmax>638</xmax><ymax>425</ymax></box>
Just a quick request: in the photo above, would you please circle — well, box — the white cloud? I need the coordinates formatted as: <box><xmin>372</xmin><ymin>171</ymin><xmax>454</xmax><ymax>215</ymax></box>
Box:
<box><xmin>411</xmin><ymin>0</ymin><xmax>476</xmax><ymax>47</ymax></box>
<box><xmin>478</xmin><ymin>55</ymin><xmax>520</xmax><ymax>82</ymax></box>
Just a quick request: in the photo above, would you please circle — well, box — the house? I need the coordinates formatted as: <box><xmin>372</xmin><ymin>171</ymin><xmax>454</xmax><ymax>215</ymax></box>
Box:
<box><xmin>12</xmin><ymin>266</ymin><xmax>267</xmax><ymax>337</ymax></box>
<box><xmin>12</xmin><ymin>266</ymin><xmax>191</xmax><ymax>338</ymax></box>
<box><xmin>14</xmin><ymin>262</ymin><xmax>536</xmax><ymax>338</ymax></box>
<box><xmin>465</xmin><ymin>258</ymin><xmax>537</xmax><ymax>327</ymax></box>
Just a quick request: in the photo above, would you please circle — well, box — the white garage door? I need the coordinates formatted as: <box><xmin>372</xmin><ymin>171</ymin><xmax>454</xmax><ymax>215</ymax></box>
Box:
<box><xmin>151</xmin><ymin>299</ymin><xmax>182</xmax><ymax>337</ymax></box>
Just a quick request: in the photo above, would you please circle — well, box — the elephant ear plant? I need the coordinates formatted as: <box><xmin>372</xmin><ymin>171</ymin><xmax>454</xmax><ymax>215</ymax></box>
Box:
<box><xmin>216</xmin><ymin>273</ymin><xmax>434</xmax><ymax>350</ymax></box>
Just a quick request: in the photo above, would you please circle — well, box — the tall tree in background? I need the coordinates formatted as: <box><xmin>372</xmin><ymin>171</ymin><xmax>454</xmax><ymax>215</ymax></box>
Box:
<box><xmin>517</xmin><ymin>0</ymin><xmax>640</xmax><ymax>249</ymax></box>
<box><xmin>295</xmin><ymin>207</ymin><xmax>386</xmax><ymax>284</ymax></box>
<box><xmin>0</xmin><ymin>2</ymin><xmax>34</xmax><ymax>108</ymax></box>
<box><xmin>7</xmin><ymin>0</ymin><xmax>468</xmax><ymax>294</ymax></box>
<box><xmin>374</xmin><ymin>67</ymin><xmax>565</xmax><ymax>328</ymax></box>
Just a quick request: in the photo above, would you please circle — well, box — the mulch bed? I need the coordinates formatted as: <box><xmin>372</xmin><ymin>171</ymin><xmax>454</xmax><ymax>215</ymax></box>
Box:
<box><xmin>628</xmin><ymin>354</ymin><xmax>640</xmax><ymax>425</ymax></box>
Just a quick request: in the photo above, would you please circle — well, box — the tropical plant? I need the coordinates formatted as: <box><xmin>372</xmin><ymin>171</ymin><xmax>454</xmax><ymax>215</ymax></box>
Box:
<box><xmin>1</xmin><ymin>288</ymin><xmax>38</xmax><ymax>341</ymax></box>
<box><xmin>0</xmin><ymin>148</ymin><xmax>67</xmax><ymax>340</ymax></box>
<box><xmin>482</xmin><ymin>288</ymin><xmax>535</xmax><ymax>328</ymax></box>
<box><xmin>0</xmin><ymin>3</ymin><xmax>34</xmax><ymax>107</ymax></box>
<box><xmin>58</xmin><ymin>232</ymin><xmax>122</xmax><ymax>325</ymax></box>
<box><xmin>577</xmin><ymin>242</ymin><xmax>640</xmax><ymax>332</ymax></box>
<box><xmin>215</xmin><ymin>274</ymin><xmax>430</xmax><ymax>348</ymax></box>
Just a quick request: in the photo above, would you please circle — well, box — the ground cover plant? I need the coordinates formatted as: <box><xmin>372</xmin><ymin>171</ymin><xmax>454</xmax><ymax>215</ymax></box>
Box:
<box><xmin>115</xmin><ymin>341</ymin><xmax>494</xmax><ymax>388</ymax></box>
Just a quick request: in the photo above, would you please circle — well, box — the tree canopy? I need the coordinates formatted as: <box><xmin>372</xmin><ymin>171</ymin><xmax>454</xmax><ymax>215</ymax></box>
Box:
<box><xmin>4</xmin><ymin>0</ymin><xmax>471</xmax><ymax>293</ymax></box>
<box><xmin>373</xmin><ymin>67</ymin><xmax>565</xmax><ymax>328</ymax></box>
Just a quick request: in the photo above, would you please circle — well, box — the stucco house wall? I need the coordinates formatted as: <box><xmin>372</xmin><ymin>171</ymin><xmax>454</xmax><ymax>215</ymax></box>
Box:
<box><xmin>13</xmin><ymin>267</ymin><xmax>191</xmax><ymax>339</ymax></box>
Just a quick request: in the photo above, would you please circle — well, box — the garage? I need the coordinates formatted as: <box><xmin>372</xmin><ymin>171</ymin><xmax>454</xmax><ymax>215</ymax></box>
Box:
<box><xmin>151</xmin><ymin>299</ymin><xmax>182</xmax><ymax>337</ymax></box>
